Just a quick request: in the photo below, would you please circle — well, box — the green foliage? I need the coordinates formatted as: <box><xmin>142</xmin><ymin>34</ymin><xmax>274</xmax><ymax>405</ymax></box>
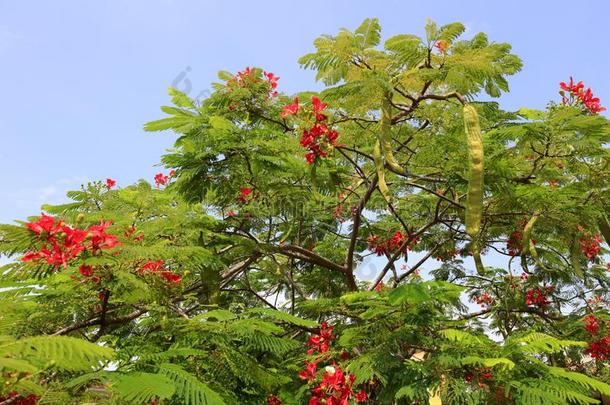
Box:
<box><xmin>1</xmin><ymin>17</ymin><xmax>610</xmax><ymax>404</ymax></box>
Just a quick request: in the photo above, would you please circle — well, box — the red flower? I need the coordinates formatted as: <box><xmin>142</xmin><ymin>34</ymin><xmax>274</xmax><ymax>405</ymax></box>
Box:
<box><xmin>0</xmin><ymin>392</ymin><xmax>39</xmax><ymax>405</ymax></box>
<box><xmin>311</xmin><ymin>96</ymin><xmax>328</xmax><ymax>121</ymax></box>
<box><xmin>579</xmin><ymin>231</ymin><xmax>602</xmax><ymax>261</ymax></box>
<box><xmin>23</xmin><ymin>216</ymin><xmax>118</xmax><ymax>269</ymax></box>
<box><xmin>474</xmin><ymin>292</ymin><xmax>495</xmax><ymax>307</ymax></box>
<box><xmin>586</xmin><ymin>336</ymin><xmax>610</xmax><ymax>360</ymax></box>
<box><xmin>434</xmin><ymin>40</ymin><xmax>449</xmax><ymax>54</ymax></box>
<box><xmin>307</xmin><ymin>322</ymin><xmax>335</xmax><ymax>354</ymax></box>
<box><xmin>559</xmin><ymin>77</ymin><xmax>606</xmax><ymax>114</ymax></box>
<box><xmin>264</xmin><ymin>71</ymin><xmax>280</xmax><ymax>90</ymax></box>
<box><xmin>105</xmin><ymin>178</ymin><xmax>116</xmax><ymax>189</ymax></box>
<box><xmin>525</xmin><ymin>287</ymin><xmax>550</xmax><ymax>308</ymax></box>
<box><xmin>507</xmin><ymin>231</ymin><xmax>523</xmax><ymax>256</ymax></box>
<box><xmin>169</xmin><ymin>169</ymin><xmax>176</xmax><ymax>177</ymax></box>
<box><xmin>79</xmin><ymin>264</ymin><xmax>93</xmax><ymax>277</ymax></box>
<box><xmin>307</xmin><ymin>365</ymin><xmax>362</xmax><ymax>405</ymax></box>
<box><xmin>160</xmin><ymin>270</ymin><xmax>182</xmax><ymax>284</ymax></box>
<box><xmin>141</xmin><ymin>260</ymin><xmax>165</xmax><ymax>273</ymax></box>
<box><xmin>355</xmin><ymin>390</ymin><xmax>368</xmax><ymax>403</ymax></box>
<box><xmin>26</xmin><ymin>214</ymin><xmax>62</xmax><ymax>235</ymax></box>
<box><xmin>299</xmin><ymin>361</ymin><xmax>318</xmax><ymax>382</ymax></box>
<box><xmin>267</xmin><ymin>394</ymin><xmax>281</xmax><ymax>405</ymax></box>
<box><xmin>238</xmin><ymin>187</ymin><xmax>254</xmax><ymax>203</ymax></box>
<box><xmin>584</xmin><ymin>315</ymin><xmax>600</xmax><ymax>335</ymax></box>
<box><xmin>87</xmin><ymin>221</ymin><xmax>120</xmax><ymax>253</ymax></box>
<box><xmin>560</xmin><ymin>77</ymin><xmax>584</xmax><ymax>94</ymax></box>
<box><xmin>154</xmin><ymin>172</ymin><xmax>169</xmax><ymax>187</ymax></box>
<box><xmin>281</xmin><ymin>96</ymin><xmax>299</xmax><ymax>118</ymax></box>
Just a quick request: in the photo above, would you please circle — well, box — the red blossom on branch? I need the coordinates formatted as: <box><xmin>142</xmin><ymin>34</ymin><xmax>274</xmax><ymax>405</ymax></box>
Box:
<box><xmin>367</xmin><ymin>231</ymin><xmax>419</xmax><ymax>257</ymax></box>
<box><xmin>559</xmin><ymin>77</ymin><xmax>606</xmax><ymax>114</ymax></box>
<box><xmin>474</xmin><ymin>292</ymin><xmax>495</xmax><ymax>308</ymax></box>
<box><xmin>0</xmin><ymin>392</ymin><xmax>39</xmax><ymax>405</ymax></box>
<box><xmin>105</xmin><ymin>178</ymin><xmax>116</xmax><ymax>189</ymax></box>
<box><xmin>299</xmin><ymin>360</ymin><xmax>318</xmax><ymax>382</ymax></box>
<box><xmin>281</xmin><ymin>96</ymin><xmax>299</xmax><ymax>118</ymax></box>
<box><xmin>578</xmin><ymin>230</ymin><xmax>602</xmax><ymax>261</ymax></box>
<box><xmin>297</xmin><ymin>96</ymin><xmax>339</xmax><ymax>164</ymax></box>
<box><xmin>434</xmin><ymin>39</ymin><xmax>449</xmax><ymax>54</ymax></box>
<box><xmin>307</xmin><ymin>322</ymin><xmax>335</xmax><ymax>354</ymax></box>
<box><xmin>154</xmin><ymin>172</ymin><xmax>169</xmax><ymax>187</ymax></box>
<box><xmin>586</xmin><ymin>336</ymin><xmax>610</xmax><ymax>360</ymax></box>
<box><xmin>139</xmin><ymin>260</ymin><xmax>182</xmax><ymax>284</ymax></box>
<box><xmin>22</xmin><ymin>216</ymin><xmax>119</xmax><ymax>269</ymax></box>
<box><xmin>584</xmin><ymin>315</ymin><xmax>600</xmax><ymax>335</ymax></box>
<box><xmin>267</xmin><ymin>394</ymin><xmax>281</xmax><ymax>405</ymax></box>
<box><xmin>238</xmin><ymin>187</ymin><xmax>254</xmax><ymax>203</ymax></box>
<box><xmin>525</xmin><ymin>287</ymin><xmax>553</xmax><ymax>308</ymax></box>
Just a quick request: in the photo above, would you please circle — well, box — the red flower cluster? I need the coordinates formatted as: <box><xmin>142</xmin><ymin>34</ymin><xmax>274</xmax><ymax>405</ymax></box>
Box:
<box><xmin>238</xmin><ymin>187</ymin><xmax>254</xmax><ymax>203</ymax></box>
<box><xmin>464</xmin><ymin>368</ymin><xmax>493</xmax><ymax>388</ymax></box>
<box><xmin>525</xmin><ymin>286</ymin><xmax>553</xmax><ymax>308</ymax></box>
<box><xmin>22</xmin><ymin>215</ymin><xmax>119</xmax><ymax>269</ymax></box>
<box><xmin>227</xmin><ymin>67</ymin><xmax>279</xmax><ymax>98</ymax></box>
<box><xmin>506</xmin><ymin>231</ymin><xmax>523</xmax><ymax>256</ymax></box>
<box><xmin>585</xmin><ymin>337</ymin><xmax>610</xmax><ymax>360</ymax></box>
<box><xmin>584</xmin><ymin>314</ymin><xmax>600</xmax><ymax>335</ymax></box>
<box><xmin>139</xmin><ymin>260</ymin><xmax>182</xmax><ymax>284</ymax></box>
<box><xmin>281</xmin><ymin>96</ymin><xmax>299</xmax><ymax>118</ymax></box>
<box><xmin>560</xmin><ymin>77</ymin><xmax>606</xmax><ymax>114</ymax></box>
<box><xmin>299</xmin><ymin>360</ymin><xmax>318</xmax><ymax>382</ymax></box>
<box><xmin>307</xmin><ymin>322</ymin><xmax>335</xmax><ymax>355</ymax></box>
<box><xmin>578</xmin><ymin>228</ymin><xmax>602</xmax><ymax>261</ymax></box>
<box><xmin>124</xmin><ymin>225</ymin><xmax>144</xmax><ymax>242</ymax></box>
<box><xmin>154</xmin><ymin>172</ymin><xmax>169</xmax><ymax>187</ymax></box>
<box><xmin>282</xmin><ymin>96</ymin><xmax>339</xmax><ymax>164</ymax></box>
<box><xmin>583</xmin><ymin>314</ymin><xmax>610</xmax><ymax>360</ymax></box>
<box><xmin>267</xmin><ymin>394</ymin><xmax>281</xmax><ymax>405</ymax></box>
<box><xmin>0</xmin><ymin>392</ymin><xmax>39</xmax><ymax>405</ymax></box>
<box><xmin>105</xmin><ymin>178</ymin><xmax>116</xmax><ymax>189</ymax></box>
<box><xmin>367</xmin><ymin>231</ymin><xmax>419</xmax><ymax>257</ymax></box>
<box><xmin>299</xmin><ymin>323</ymin><xmax>367</xmax><ymax>404</ymax></box>
<box><xmin>434</xmin><ymin>39</ymin><xmax>449</xmax><ymax>54</ymax></box>
<box><xmin>308</xmin><ymin>366</ymin><xmax>367</xmax><ymax>405</ymax></box>
<box><xmin>474</xmin><ymin>292</ymin><xmax>495</xmax><ymax>308</ymax></box>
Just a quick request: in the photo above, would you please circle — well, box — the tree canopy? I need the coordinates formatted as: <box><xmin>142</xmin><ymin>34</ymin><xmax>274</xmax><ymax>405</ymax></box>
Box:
<box><xmin>1</xmin><ymin>18</ymin><xmax>610</xmax><ymax>405</ymax></box>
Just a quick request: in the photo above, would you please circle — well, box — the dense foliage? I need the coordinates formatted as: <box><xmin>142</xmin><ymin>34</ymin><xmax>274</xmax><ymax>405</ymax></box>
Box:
<box><xmin>1</xmin><ymin>18</ymin><xmax>610</xmax><ymax>404</ymax></box>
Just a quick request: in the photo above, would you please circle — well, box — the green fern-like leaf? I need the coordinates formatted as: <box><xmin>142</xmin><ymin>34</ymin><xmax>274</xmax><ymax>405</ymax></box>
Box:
<box><xmin>159</xmin><ymin>363</ymin><xmax>226</xmax><ymax>405</ymax></box>
<box><xmin>110</xmin><ymin>372</ymin><xmax>175</xmax><ymax>404</ymax></box>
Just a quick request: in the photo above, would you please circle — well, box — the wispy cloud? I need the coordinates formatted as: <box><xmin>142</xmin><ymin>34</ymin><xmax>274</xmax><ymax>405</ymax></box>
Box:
<box><xmin>0</xmin><ymin>176</ymin><xmax>88</xmax><ymax>222</ymax></box>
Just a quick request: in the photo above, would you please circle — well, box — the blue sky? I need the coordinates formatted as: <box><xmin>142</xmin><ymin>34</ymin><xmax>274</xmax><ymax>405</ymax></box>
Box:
<box><xmin>1</xmin><ymin>0</ymin><xmax>608</xmax><ymax>225</ymax></box>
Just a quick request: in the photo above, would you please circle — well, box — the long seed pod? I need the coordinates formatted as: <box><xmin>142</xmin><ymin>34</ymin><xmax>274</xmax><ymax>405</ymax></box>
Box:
<box><xmin>380</xmin><ymin>94</ymin><xmax>407</xmax><ymax>175</ymax></box>
<box><xmin>463</xmin><ymin>104</ymin><xmax>484</xmax><ymax>239</ymax></box>
<box><xmin>374</xmin><ymin>140</ymin><xmax>390</xmax><ymax>201</ymax></box>
<box><xmin>472</xmin><ymin>243</ymin><xmax>485</xmax><ymax>275</ymax></box>
<box><xmin>521</xmin><ymin>211</ymin><xmax>540</xmax><ymax>256</ymax></box>
<box><xmin>521</xmin><ymin>211</ymin><xmax>547</xmax><ymax>270</ymax></box>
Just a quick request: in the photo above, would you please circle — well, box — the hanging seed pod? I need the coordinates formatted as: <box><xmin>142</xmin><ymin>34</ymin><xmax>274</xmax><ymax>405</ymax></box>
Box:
<box><xmin>521</xmin><ymin>212</ymin><xmax>540</xmax><ymax>256</ymax></box>
<box><xmin>374</xmin><ymin>140</ymin><xmax>390</xmax><ymax>201</ymax></box>
<box><xmin>463</xmin><ymin>104</ymin><xmax>484</xmax><ymax>239</ymax></box>
<box><xmin>380</xmin><ymin>94</ymin><xmax>406</xmax><ymax>176</ymax></box>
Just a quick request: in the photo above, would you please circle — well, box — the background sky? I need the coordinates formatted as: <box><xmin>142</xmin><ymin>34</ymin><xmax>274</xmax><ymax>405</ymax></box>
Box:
<box><xmin>0</xmin><ymin>0</ymin><xmax>609</xmax><ymax>281</ymax></box>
